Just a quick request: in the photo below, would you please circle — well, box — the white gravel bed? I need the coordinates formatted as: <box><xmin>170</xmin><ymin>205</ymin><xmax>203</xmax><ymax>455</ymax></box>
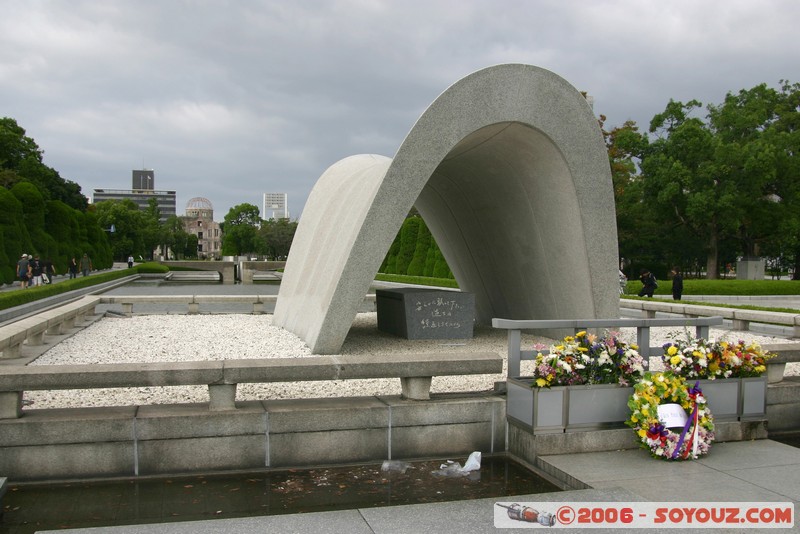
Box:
<box><xmin>24</xmin><ymin>313</ymin><xmax>800</xmax><ymax>409</ymax></box>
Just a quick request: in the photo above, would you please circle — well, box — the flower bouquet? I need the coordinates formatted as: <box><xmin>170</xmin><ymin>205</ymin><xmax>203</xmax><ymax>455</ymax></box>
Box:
<box><xmin>532</xmin><ymin>331</ymin><xmax>645</xmax><ymax>388</ymax></box>
<box><xmin>661</xmin><ymin>334</ymin><xmax>774</xmax><ymax>421</ymax></box>
<box><xmin>661</xmin><ymin>336</ymin><xmax>774</xmax><ymax>379</ymax></box>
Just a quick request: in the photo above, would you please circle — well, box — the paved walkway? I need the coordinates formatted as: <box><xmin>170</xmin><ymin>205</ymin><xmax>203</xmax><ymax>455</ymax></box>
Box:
<box><xmin>40</xmin><ymin>440</ymin><xmax>799</xmax><ymax>533</ymax></box>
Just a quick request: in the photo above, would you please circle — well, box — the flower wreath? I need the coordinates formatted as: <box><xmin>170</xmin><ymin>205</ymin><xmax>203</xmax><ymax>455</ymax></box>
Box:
<box><xmin>626</xmin><ymin>371</ymin><xmax>715</xmax><ymax>460</ymax></box>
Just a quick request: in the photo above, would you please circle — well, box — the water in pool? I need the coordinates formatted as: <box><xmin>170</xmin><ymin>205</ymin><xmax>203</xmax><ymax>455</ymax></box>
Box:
<box><xmin>0</xmin><ymin>456</ymin><xmax>561</xmax><ymax>533</ymax></box>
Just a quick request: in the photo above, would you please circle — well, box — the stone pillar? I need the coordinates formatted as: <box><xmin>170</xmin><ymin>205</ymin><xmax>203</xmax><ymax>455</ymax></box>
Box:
<box><xmin>208</xmin><ymin>384</ymin><xmax>237</xmax><ymax>411</ymax></box>
<box><xmin>736</xmin><ymin>258</ymin><xmax>765</xmax><ymax>280</ymax></box>
<box><xmin>400</xmin><ymin>377</ymin><xmax>432</xmax><ymax>400</ymax></box>
<box><xmin>768</xmin><ymin>362</ymin><xmax>786</xmax><ymax>384</ymax></box>
<box><xmin>0</xmin><ymin>392</ymin><xmax>23</xmax><ymax>419</ymax></box>
<box><xmin>28</xmin><ymin>329</ymin><xmax>46</xmax><ymax>345</ymax></box>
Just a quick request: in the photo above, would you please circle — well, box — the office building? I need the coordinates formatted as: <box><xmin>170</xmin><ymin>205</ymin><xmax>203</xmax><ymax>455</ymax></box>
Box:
<box><xmin>262</xmin><ymin>193</ymin><xmax>289</xmax><ymax>220</ymax></box>
<box><xmin>92</xmin><ymin>170</ymin><xmax>176</xmax><ymax>223</ymax></box>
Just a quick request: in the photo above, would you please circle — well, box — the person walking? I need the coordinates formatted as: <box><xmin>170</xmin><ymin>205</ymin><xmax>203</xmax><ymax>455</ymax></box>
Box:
<box><xmin>637</xmin><ymin>269</ymin><xmax>657</xmax><ymax>298</ymax></box>
<box><xmin>80</xmin><ymin>253</ymin><xmax>92</xmax><ymax>277</ymax></box>
<box><xmin>28</xmin><ymin>255</ymin><xmax>44</xmax><ymax>287</ymax></box>
<box><xmin>671</xmin><ymin>267</ymin><xmax>684</xmax><ymax>301</ymax></box>
<box><xmin>43</xmin><ymin>258</ymin><xmax>55</xmax><ymax>284</ymax></box>
<box><xmin>68</xmin><ymin>257</ymin><xmax>78</xmax><ymax>279</ymax></box>
<box><xmin>16</xmin><ymin>253</ymin><xmax>30</xmax><ymax>289</ymax></box>
<box><xmin>127</xmin><ymin>254</ymin><xmax>134</xmax><ymax>269</ymax></box>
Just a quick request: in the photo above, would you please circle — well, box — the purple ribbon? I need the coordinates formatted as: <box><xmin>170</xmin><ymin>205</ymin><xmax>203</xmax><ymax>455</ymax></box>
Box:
<box><xmin>671</xmin><ymin>381</ymin><xmax>700</xmax><ymax>460</ymax></box>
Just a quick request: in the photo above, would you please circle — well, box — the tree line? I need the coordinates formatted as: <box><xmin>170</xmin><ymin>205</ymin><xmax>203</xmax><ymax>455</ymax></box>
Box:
<box><xmin>220</xmin><ymin>203</ymin><xmax>298</xmax><ymax>260</ymax></box>
<box><xmin>608</xmin><ymin>80</ymin><xmax>800</xmax><ymax>280</ymax></box>
<box><xmin>0</xmin><ymin>118</ymin><xmax>112</xmax><ymax>284</ymax></box>
<box><xmin>93</xmin><ymin>198</ymin><xmax>199</xmax><ymax>262</ymax></box>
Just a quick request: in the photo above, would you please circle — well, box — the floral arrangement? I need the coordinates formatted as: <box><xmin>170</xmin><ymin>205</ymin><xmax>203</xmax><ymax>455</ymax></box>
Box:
<box><xmin>531</xmin><ymin>331</ymin><xmax>645</xmax><ymax>388</ymax></box>
<box><xmin>661</xmin><ymin>336</ymin><xmax>774</xmax><ymax>379</ymax></box>
<box><xmin>626</xmin><ymin>371</ymin><xmax>715</xmax><ymax>460</ymax></box>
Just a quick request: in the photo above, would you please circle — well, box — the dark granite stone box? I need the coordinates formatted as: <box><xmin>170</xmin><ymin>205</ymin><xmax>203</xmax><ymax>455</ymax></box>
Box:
<box><xmin>376</xmin><ymin>288</ymin><xmax>475</xmax><ymax>340</ymax></box>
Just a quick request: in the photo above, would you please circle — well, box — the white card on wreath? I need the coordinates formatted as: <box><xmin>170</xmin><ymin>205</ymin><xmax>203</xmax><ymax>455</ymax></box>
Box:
<box><xmin>657</xmin><ymin>403</ymin><xmax>689</xmax><ymax>428</ymax></box>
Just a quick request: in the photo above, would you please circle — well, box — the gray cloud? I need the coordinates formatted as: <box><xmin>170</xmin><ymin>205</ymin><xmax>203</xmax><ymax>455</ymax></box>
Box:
<box><xmin>1</xmin><ymin>0</ymin><xmax>796</xmax><ymax>220</ymax></box>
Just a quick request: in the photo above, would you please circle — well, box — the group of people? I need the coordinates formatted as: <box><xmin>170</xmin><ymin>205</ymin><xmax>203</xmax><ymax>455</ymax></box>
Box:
<box><xmin>15</xmin><ymin>253</ymin><xmax>93</xmax><ymax>289</ymax></box>
<box><xmin>637</xmin><ymin>267</ymin><xmax>683</xmax><ymax>300</ymax></box>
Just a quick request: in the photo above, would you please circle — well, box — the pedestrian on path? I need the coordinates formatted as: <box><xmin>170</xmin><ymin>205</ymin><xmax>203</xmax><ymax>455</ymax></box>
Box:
<box><xmin>127</xmin><ymin>255</ymin><xmax>134</xmax><ymax>269</ymax></box>
<box><xmin>43</xmin><ymin>258</ymin><xmax>56</xmax><ymax>284</ymax></box>
<box><xmin>16</xmin><ymin>253</ymin><xmax>30</xmax><ymax>289</ymax></box>
<box><xmin>68</xmin><ymin>257</ymin><xmax>78</xmax><ymax>279</ymax></box>
<box><xmin>80</xmin><ymin>253</ymin><xmax>92</xmax><ymax>277</ymax></box>
<box><xmin>671</xmin><ymin>267</ymin><xmax>684</xmax><ymax>301</ymax></box>
<box><xmin>28</xmin><ymin>255</ymin><xmax>44</xmax><ymax>287</ymax></box>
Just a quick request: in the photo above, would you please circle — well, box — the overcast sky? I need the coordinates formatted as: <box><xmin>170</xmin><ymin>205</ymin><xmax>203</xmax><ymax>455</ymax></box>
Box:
<box><xmin>1</xmin><ymin>0</ymin><xmax>797</xmax><ymax>221</ymax></box>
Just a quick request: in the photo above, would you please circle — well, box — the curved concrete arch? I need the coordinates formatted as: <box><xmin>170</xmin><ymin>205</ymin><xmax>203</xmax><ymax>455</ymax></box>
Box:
<box><xmin>274</xmin><ymin>64</ymin><xmax>619</xmax><ymax>354</ymax></box>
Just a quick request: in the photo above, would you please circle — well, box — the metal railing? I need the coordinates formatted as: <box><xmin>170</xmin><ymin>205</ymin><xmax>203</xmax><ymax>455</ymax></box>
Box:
<box><xmin>492</xmin><ymin>316</ymin><xmax>724</xmax><ymax>378</ymax></box>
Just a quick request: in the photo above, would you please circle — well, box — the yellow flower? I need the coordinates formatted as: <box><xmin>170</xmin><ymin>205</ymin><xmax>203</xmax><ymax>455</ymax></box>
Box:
<box><xmin>576</xmin><ymin>331</ymin><xmax>586</xmax><ymax>338</ymax></box>
<box><xmin>670</xmin><ymin>355</ymin><xmax>682</xmax><ymax>366</ymax></box>
<box><xmin>536</xmin><ymin>378</ymin><xmax>547</xmax><ymax>387</ymax></box>
<box><xmin>638</xmin><ymin>428</ymin><xmax>647</xmax><ymax>438</ymax></box>
<box><xmin>667</xmin><ymin>346</ymin><xmax>678</xmax><ymax>356</ymax></box>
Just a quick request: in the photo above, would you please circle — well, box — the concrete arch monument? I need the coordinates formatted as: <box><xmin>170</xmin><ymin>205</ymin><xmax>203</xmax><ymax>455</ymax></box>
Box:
<box><xmin>274</xmin><ymin>64</ymin><xmax>620</xmax><ymax>354</ymax></box>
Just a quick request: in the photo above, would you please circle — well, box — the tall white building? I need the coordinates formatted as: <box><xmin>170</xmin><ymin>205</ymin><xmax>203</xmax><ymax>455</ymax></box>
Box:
<box><xmin>262</xmin><ymin>193</ymin><xmax>289</xmax><ymax>220</ymax></box>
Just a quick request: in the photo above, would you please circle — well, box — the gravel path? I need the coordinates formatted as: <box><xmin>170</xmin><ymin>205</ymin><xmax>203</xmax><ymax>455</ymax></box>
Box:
<box><xmin>25</xmin><ymin>313</ymin><xmax>800</xmax><ymax>409</ymax></box>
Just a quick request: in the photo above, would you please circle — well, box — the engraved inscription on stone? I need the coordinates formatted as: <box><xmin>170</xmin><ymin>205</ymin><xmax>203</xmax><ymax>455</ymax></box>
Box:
<box><xmin>376</xmin><ymin>288</ymin><xmax>474</xmax><ymax>340</ymax></box>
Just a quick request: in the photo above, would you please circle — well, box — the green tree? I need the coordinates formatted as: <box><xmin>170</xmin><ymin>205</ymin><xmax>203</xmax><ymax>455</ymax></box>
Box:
<box><xmin>636</xmin><ymin>82</ymin><xmax>800</xmax><ymax>279</ymax></box>
<box><xmin>407</xmin><ymin>219</ymin><xmax>431</xmax><ymax>276</ymax></box>
<box><xmin>11</xmin><ymin>181</ymin><xmax>57</xmax><ymax>260</ymax></box>
<box><xmin>769</xmin><ymin>81</ymin><xmax>800</xmax><ymax>279</ymax></box>
<box><xmin>0</xmin><ymin>117</ymin><xmax>87</xmax><ymax>211</ymax></box>
<box><xmin>379</xmin><ymin>216</ymin><xmax>453</xmax><ymax>278</ymax></box>
<box><xmin>0</xmin><ymin>187</ymin><xmax>32</xmax><ymax>283</ymax></box>
<box><xmin>707</xmin><ymin>84</ymin><xmax>788</xmax><ymax>259</ymax></box>
<box><xmin>0</xmin><ymin>117</ymin><xmax>42</xmax><ymax>171</ymax></box>
<box><xmin>641</xmin><ymin>100</ymin><xmax>743</xmax><ymax>278</ymax></box>
<box><xmin>600</xmin><ymin>116</ymin><xmax>654</xmax><ymax>275</ymax></box>
<box><xmin>163</xmin><ymin>216</ymin><xmax>190</xmax><ymax>260</ymax></box>
<box><xmin>184</xmin><ymin>233</ymin><xmax>199</xmax><ymax>259</ymax></box>
<box><xmin>394</xmin><ymin>216</ymin><xmax>420</xmax><ymax>274</ymax></box>
<box><xmin>221</xmin><ymin>203</ymin><xmax>261</xmax><ymax>256</ymax></box>
<box><xmin>259</xmin><ymin>218</ymin><xmax>298</xmax><ymax>260</ymax></box>
<box><xmin>95</xmin><ymin>200</ymin><xmax>148</xmax><ymax>261</ymax></box>
<box><xmin>142</xmin><ymin>198</ymin><xmax>164</xmax><ymax>260</ymax></box>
